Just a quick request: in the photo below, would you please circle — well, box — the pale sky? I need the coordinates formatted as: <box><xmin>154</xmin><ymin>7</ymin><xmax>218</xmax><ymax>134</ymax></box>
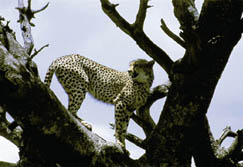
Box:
<box><xmin>0</xmin><ymin>0</ymin><xmax>242</xmax><ymax>164</ymax></box>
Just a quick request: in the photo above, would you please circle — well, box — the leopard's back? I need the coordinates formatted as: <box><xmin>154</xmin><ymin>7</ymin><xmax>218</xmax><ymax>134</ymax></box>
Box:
<box><xmin>45</xmin><ymin>54</ymin><xmax>131</xmax><ymax>104</ymax></box>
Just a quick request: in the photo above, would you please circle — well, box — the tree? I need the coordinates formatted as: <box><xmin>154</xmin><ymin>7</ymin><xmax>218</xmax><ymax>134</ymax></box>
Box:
<box><xmin>0</xmin><ymin>0</ymin><xmax>242</xmax><ymax>166</ymax></box>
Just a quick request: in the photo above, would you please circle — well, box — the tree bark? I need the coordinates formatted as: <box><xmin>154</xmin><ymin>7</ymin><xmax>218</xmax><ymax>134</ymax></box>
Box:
<box><xmin>146</xmin><ymin>0</ymin><xmax>243</xmax><ymax>166</ymax></box>
<box><xmin>0</xmin><ymin>14</ymin><xmax>137</xmax><ymax>167</ymax></box>
<box><xmin>0</xmin><ymin>0</ymin><xmax>242</xmax><ymax>167</ymax></box>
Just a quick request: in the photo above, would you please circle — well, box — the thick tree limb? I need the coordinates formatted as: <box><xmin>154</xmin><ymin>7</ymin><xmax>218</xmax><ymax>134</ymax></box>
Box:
<box><xmin>100</xmin><ymin>0</ymin><xmax>173</xmax><ymax>74</ymax></box>
<box><xmin>145</xmin><ymin>1</ymin><xmax>242</xmax><ymax>165</ymax></box>
<box><xmin>199</xmin><ymin>0</ymin><xmax>243</xmax><ymax>43</ymax></box>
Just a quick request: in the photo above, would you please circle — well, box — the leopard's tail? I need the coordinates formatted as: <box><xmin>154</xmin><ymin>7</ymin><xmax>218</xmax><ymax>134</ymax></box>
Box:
<box><xmin>44</xmin><ymin>61</ymin><xmax>57</xmax><ymax>87</ymax></box>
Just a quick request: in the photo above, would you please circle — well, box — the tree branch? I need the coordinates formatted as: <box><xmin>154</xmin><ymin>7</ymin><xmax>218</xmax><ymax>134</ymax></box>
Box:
<box><xmin>126</xmin><ymin>132</ymin><xmax>145</xmax><ymax>149</ymax></box>
<box><xmin>16</xmin><ymin>0</ymin><xmax>34</xmax><ymax>55</ymax></box>
<box><xmin>171</xmin><ymin>0</ymin><xmax>200</xmax><ymax>59</ymax></box>
<box><xmin>216</xmin><ymin>129</ymin><xmax>243</xmax><ymax>164</ymax></box>
<box><xmin>110</xmin><ymin>123</ymin><xmax>145</xmax><ymax>149</ymax></box>
<box><xmin>32</xmin><ymin>2</ymin><xmax>49</xmax><ymax>15</ymax></box>
<box><xmin>0</xmin><ymin>22</ymin><xmax>140</xmax><ymax>166</ymax></box>
<box><xmin>215</xmin><ymin>126</ymin><xmax>237</xmax><ymax>145</ymax></box>
<box><xmin>0</xmin><ymin>161</ymin><xmax>16</xmax><ymax>167</ymax></box>
<box><xmin>134</xmin><ymin>0</ymin><xmax>150</xmax><ymax>29</ymax></box>
<box><xmin>193</xmin><ymin>125</ymin><xmax>243</xmax><ymax>166</ymax></box>
<box><xmin>160</xmin><ymin>18</ymin><xmax>186</xmax><ymax>49</ymax></box>
<box><xmin>100</xmin><ymin>0</ymin><xmax>173</xmax><ymax>74</ymax></box>
<box><xmin>16</xmin><ymin>0</ymin><xmax>49</xmax><ymax>55</ymax></box>
<box><xmin>172</xmin><ymin>0</ymin><xmax>199</xmax><ymax>31</ymax></box>
<box><xmin>134</xmin><ymin>82</ymin><xmax>170</xmax><ymax>136</ymax></box>
<box><xmin>100</xmin><ymin>0</ymin><xmax>133</xmax><ymax>36</ymax></box>
<box><xmin>0</xmin><ymin>106</ymin><xmax>22</xmax><ymax>147</ymax></box>
<box><xmin>30</xmin><ymin>44</ymin><xmax>49</xmax><ymax>59</ymax></box>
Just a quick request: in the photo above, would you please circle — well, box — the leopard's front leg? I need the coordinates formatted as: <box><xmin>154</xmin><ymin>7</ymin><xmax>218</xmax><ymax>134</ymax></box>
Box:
<box><xmin>114</xmin><ymin>102</ymin><xmax>133</xmax><ymax>150</ymax></box>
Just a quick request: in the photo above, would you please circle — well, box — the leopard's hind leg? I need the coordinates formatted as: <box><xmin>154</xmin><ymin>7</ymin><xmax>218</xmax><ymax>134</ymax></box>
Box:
<box><xmin>55</xmin><ymin>69</ymin><xmax>92</xmax><ymax>130</ymax></box>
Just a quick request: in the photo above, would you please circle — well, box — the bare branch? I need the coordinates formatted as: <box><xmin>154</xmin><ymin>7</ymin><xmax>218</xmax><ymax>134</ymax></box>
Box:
<box><xmin>131</xmin><ymin>113</ymin><xmax>153</xmax><ymax>136</ymax></box>
<box><xmin>17</xmin><ymin>0</ymin><xmax>49</xmax><ymax>26</ymax></box>
<box><xmin>100</xmin><ymin>0</ymin><xmax>173</xmax><ymax>74</ymax></box>
<box><xmin>100</xmin><ymin>0</ymin><xmax>133</xmax><ymax>36</ymax></box>
<box><xmin>16</xmin><ymin>0</ymin><xmax>49</xmax><ymax>55</ymax></box>
<box><xmin>30</xmin><ymin>44</ymin><xmax>49</xmax><ymax>59</ymax></box>
<box><xmin>216</xmin><ymin>126</ymin><xmax>237</xmax><ymax>145</ymax></box>
<box><xmin>126</xmin><ymin>133</ymin><xmax>145</xmax><ymax>149</ymax></box>
<box><xmin>161</xmin><ymin>18</ymin><xmax>186</xmax><ymax>49</ymax></box>
<box><xmin>214</xmin><ymin>128</ymin><xmax>243</xmax><ymax>165</ymax></box>
<box><xmin>134</xmin><ymin>0</ymin><xmax>150</xmax><ymax>29</ymax></box>
<box><xmin>16</xmin><ymin>0</ymin><xmax>33</xmax><ymax>54</ymax></box>
<box><xmin>32</xmin><ymin>2</ymin><xmax>50</xmax><ymax>15</ymax></box>
<box><xmin>226</xmin><ymin>130</ymin><xmax>243</xmax><ymax>162</ymax></box>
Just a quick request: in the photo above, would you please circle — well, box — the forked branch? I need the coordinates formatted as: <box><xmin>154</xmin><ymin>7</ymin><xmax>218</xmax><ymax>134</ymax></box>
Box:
<box><xmin>134</xmin><ymin>0</ymin><xmax>151</xmax><ymax>29</ymax></box>
<box><xmin>100</xmin><ymin>0</ymin><xmax>173</xmax><ymax>74</ymax></box>
<box><xmin>16</xmin><ymin>0</ymin><xmax>49</xmax><ymax>55</ymax></box>
<box><xmin>214</xmin><ymin>127</ymin><xmax>243</xmax><ymax>165</ymax></box>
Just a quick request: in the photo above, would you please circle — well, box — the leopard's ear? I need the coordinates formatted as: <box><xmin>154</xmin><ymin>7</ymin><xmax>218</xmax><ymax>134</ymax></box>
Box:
<box><xmin>147</xmin><ymin>60</ymin><xmax>155</xmax><ymax>68</ymax></box>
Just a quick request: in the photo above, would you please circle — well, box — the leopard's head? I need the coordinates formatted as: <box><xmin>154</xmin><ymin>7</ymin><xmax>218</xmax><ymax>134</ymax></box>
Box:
<box><xmin>128</xmin><ymin>59</ymin><xmax>155</xmax><ymax>86</ymax></box>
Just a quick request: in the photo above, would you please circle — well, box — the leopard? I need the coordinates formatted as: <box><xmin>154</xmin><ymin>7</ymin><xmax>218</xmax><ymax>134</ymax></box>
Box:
<box><xmin>44</xmin><ymin>54</ymin><xmax>154</xmax><ymax>149</ymax></box>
